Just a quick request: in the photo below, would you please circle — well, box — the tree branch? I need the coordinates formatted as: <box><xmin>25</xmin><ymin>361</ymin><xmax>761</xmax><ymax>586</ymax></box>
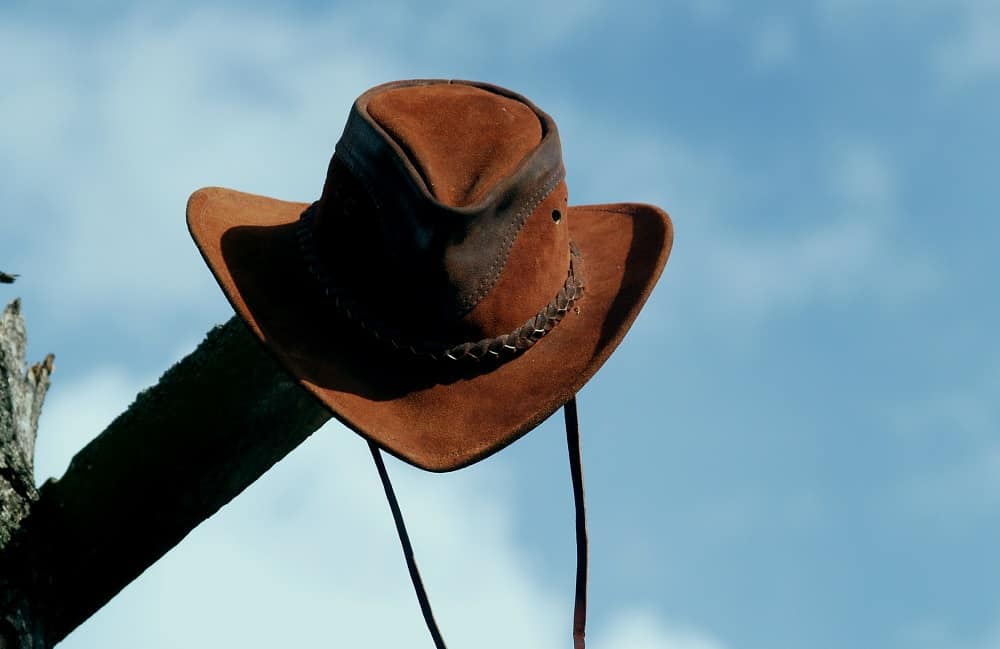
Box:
<box><xmin>0</xmin><ymin>298</ymin><xmax>54</xmax><ymax>541</ymax></box>
<box><xmin>1</xmin><ymin>312</ymin><xmax>332</xmax><ymax>647</ymax></box>
<box><xmin>1</xmin><ymin>299</ymin><xmax>54</xmax><ymax>649</ymax></box>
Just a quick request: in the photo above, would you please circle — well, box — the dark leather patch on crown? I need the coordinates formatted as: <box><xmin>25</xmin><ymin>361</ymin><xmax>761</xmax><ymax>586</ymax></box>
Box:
<box><xmin>311</xmin><ymin>80</ymin><xmax>569</xmax><ymax>341</ymax></box>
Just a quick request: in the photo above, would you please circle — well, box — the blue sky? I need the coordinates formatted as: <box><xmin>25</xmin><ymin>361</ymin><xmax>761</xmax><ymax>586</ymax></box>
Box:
<box><xmin>2</xmin><ymin>1</ymin><xmax>999</xmax><ymax>648</ymax></box>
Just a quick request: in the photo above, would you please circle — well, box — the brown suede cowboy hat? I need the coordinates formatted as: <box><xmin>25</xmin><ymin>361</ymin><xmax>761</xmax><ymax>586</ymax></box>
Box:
<box><xmin>188</xmin><ymin>79</ymin><xmax>672</xmax><ymax>472</ymax></box>
<box><xmin>187</xmin><ymin>79</ymin><xmax>672</xmax><ymax>648</ymax></box>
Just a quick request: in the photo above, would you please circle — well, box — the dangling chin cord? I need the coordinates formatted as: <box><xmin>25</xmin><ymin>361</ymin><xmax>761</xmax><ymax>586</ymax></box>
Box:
<box><xmin>368</xmin><ymin>395</ymin><xmax>589</xmax><ymax>649</ymax></box>
<box><xmin>564</xmin><ymin>396</ymin><xmax>589</xmax><ymax>649</ymax></box>
<box><xmin>368</xmin><ymin>441</ymin><xmax>449</xmax><ymax>649</ymax></box>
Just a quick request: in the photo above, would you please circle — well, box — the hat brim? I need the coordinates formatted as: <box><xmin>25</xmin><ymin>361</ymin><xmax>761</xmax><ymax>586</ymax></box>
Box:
<box><xmin>187</xmin><ymin>187</ymin><xmax>673</xmax><ymax>472</ymax></box>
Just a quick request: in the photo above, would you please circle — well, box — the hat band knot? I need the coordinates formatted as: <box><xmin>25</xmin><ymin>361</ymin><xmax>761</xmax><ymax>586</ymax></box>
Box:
<box><xmin>297</xmin><ymin>203</ymin><xmax>585</xmax><ymax>363</ymax></box>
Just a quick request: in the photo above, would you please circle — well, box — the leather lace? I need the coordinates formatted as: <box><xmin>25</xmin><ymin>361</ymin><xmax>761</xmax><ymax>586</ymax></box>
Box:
<box><xmin>368</xmin><ymin>396</ymin><xmax>588</xmax><ymax>648</ymax></box>
<box><xmin>298</xmin><ymin>204</ymin><xmax>585</xmax><ymax>364</ymax></box>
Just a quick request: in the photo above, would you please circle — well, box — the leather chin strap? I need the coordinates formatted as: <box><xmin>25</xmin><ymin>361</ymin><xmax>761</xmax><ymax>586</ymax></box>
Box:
<box><xmin>368</xmin><ymin>396</ymin><xmax>589</xmax><ymax>648</ymax></box>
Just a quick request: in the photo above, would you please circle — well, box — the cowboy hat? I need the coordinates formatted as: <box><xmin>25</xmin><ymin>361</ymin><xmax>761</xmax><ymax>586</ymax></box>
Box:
<box><xmin>186</xmin><ymin>79</ymin><xmax>673</xmax><ymax>473</ymax></box>
<box><xmin>188</xmin><ymin>78</ymin><xmax>673</xmax><ymax>649</ymax></box>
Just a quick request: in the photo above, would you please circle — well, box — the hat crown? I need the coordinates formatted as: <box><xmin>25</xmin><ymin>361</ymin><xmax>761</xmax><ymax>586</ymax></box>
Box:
<box><xmin>366</xmin><ymin>83</ymin><xmax>544</xmax><ymax>208</ymax></box>
<box><xmin>310</xmin><ymin>80</ymin><xmax>572</xmax><ymax>345</ymax></box>
<box><xmin>186</xmin><ymin>77</ymin><xmax>672</xmax><ymax>470</ymax></box>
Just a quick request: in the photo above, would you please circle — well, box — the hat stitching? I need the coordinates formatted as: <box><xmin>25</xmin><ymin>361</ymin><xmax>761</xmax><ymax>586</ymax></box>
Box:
<box><xmin>461</xmin><ymin>166</ymin><xmax>565</xmax><ymax>312</ymax></box>
<box><xmin>335</xmin><ymin>137</ymin><xmax>566</xmax><ymax>319</ymax></box>
<box><xmin>297</xmin><ymin>204</ymin><xmax>584</xmax><ymax>364</ymax></box>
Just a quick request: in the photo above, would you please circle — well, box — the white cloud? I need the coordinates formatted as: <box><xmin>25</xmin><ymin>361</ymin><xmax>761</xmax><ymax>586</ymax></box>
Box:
<box><xmin>903</xmin><ymin>447</ymin><xmax>1000</xmax><ymax>519</ymax></box>
<box><xmin>35</xmin><ymin>367</ymin><xmax>720</xmax><ymax>649</ymax></box>
<box><xmin>566</xmin><ymin>119</ymin><xmax>937</xmax><ymax>327</ymax></box>
<box><xmin>710</xmin><ymin>141</ymin><xmax>936</xmax><ymax>320</ymax></box>
<box><xmin>595</xmin><ymin>610</ymin><xmax>729</xmax><ymax>649</ymax></box>
<box><xmin>690</xmin><ymin>0</ymin><xmax>729</xmax><ymax>21</ymax></box>
<box><xmin>889</xmin><ymin>372</ymin><xmax>1000</xmax><ymax>444</ymax></box>
<box><xmin>2</xmin><ymin>8</ymin><xmax>729</xmax><ymax>645</ymax></box>
<box><xmin>830</xmin><ymin>141</ymin><xmax>896</xmax><ymax>211</ymax></box>
<box><xmin>704</xmin><ymin>218</ymin><xmax>879</xmax><ymax>315</ymax></box>
<box><xmin>0</xmin><ymin>9</ymin><xmax>394</xmax><ymax>327</ymax></box>
<box><xmin>815</xmin><ymin>0</ymin><xmax>888</xmax><ymax>22</ymax></box>
<box><xmin>6</xmin><ymin>0</ymin><xmax>741</xmax><ymax>330</ymax></box>
<box><xmin>815</xmin><ymin>0</ymin><xmax>1000</xmax><ymax>87</ymax></box>
<box><xmin>701</xmin><ymin>141</ymin><xmax>935</xmax><ymax>320</ymax></box>
<box><xmin>815</xmin><ymin>0</ymin><xmax>939</xmax><ymax>25</ymax></box>
<box><xmin>889</xmin><ymin>359</ymin><xmax>1000</xmax><ymax>520</ymax></box>
<box><xmin>2</xmin><ymin>1</ymin><xmax>937</xmax><ymax>341</ymax></box>
<box><xmin>749</xmin><ymin>17</ymin><xmax>797</xmax><ymax>70</ymax></box>
<box><xmin>935</xmin><ymin>0</ymin><xmax>1000</xmax><ymax>86</ymax></box>
<box><xmin>898</xmin><ymin>617</ymin><xmax>1000</xmax><ymax>649</ymax></box>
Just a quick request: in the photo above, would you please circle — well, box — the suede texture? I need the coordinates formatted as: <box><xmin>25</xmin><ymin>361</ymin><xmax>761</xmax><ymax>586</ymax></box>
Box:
<box><xmin>188</xmin><ymin>190</ymin><xmax>671</xmax><ymax>471</ymax></box>
<box><xmin>457</xmin><ymin>180</ymin><xmax>570</xmax><ymax>339</ymax></box>
<box><xmin>313</xmin><ymin>155</ymin><xmax>571</xmax><ymax>343</ymax></box>
<box><xmin>186</xmin><ymin>79</ymin><xmax>674</xmax><ymax>472</ymax></box>
<box><xmin>367</xmin><ymin>84</ymin><xmax>542</xmax><ymax>208</ymax></box>
<box><xmin>325</xmin><ymin>80</ymin><xmax>566</xmax><ymax>333</ymax></box>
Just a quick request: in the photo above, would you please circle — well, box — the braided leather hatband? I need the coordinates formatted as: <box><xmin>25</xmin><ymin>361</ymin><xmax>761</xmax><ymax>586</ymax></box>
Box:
<box><xmin>297</xmin><ymin>204</ymin><xmax>585</xmax><ymax>363</ymax></box>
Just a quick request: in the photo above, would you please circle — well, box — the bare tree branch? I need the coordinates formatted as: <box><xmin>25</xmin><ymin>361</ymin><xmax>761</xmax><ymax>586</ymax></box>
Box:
<box><xmin>0</xmin><ymin>299</ymin><xmax>53</xmax><ymax>541</ymax></box>
<box><xmin>1</xmin><ymin>299</ymin><xmax>54</xmax><ymax>649</ymax></box>
<box><xmin>1</xmin><ymin>310</ymin><xmax>332</xmax><ymax>647</ymax></box>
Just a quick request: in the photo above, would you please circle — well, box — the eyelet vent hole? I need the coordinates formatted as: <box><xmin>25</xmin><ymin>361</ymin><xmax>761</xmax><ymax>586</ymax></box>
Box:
<box><xmin>551</xmin><ymin>209</ymin><xmax>562</xmax><ymax>223</ymax></box>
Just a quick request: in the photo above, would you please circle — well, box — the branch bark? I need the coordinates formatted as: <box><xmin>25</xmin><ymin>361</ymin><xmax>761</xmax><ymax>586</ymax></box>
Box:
<box><xmin>0</xmin><ymin>303</ymin><xmax>332</xmax><ymax>647</ymax></box>
<box><xmin>1</xmin><ymin>300</ymin><xmax>54</xmax><ymax>648</ymax></box>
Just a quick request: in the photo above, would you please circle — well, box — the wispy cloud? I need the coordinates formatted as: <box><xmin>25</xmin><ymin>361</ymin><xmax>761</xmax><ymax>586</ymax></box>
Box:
<box><xmin>6</xmin><ymin>3</ymin><xmax>993</xmax><ymax>648</ymax></box>
<box><xmin>3</xmin><ymin>1</ymin><xmax>939</xmax><ymax>340</ymax></box>
<box><xmin>564</xmin><ymin>113</ymin><xmax>938</xmax><ymax>329</ymax></box>
<box><xmin>689</xmin><ymin>0</ymin><xmax>730</xmax><ymax>21</ymax></box>
<box><xmin>888</xmin><ymin>355</ymin><xmax>1000</xmax><ymax>520</ymax></box>
<box><xmin>902</xmin><ymin>447</ymin><xmax>1000</xmax><ymax>518</ymax></box>
<box><xmin>749</xmin><ymin>16</ymin><xmax>797</xmax><ymax>70</ymax></box>
<box><xmin>830</xmin><ymin>141</ymin><xmax>896</xmax><ymax>212</ymax></box>
<box><xmin>594</xmin><ymin>610</ymin><xmax>730</xmax><ymax>649</ymax></box>
<box><xmin>934</xmin><ymin>0</ymin><xmax>1000</xmax><ymax>86</ymax></box>
<box><xmin>815</xmin><ymin>0</ymin><xmax>1000</xmax><ymax>86</ymax></box>
<box><xmin>898</xmin><ymin>617</ymin><xmax>1000</xmax><ymax>649</ymax></box>
<box><xmin>711</xmin><ymin>140</ymin><xmax>936</xmax><ymax>319</ymax></box>
<box><xmin>0</xmin><ymin>0</ymin><xmax>720</xmax><ymax>331</ymax></box>
<box><xmin>39</xmin><ymin>367</ymin><xmax>721</xmax><ymax>649</ymax></box>
<box><xmin>1</xmin><ymin>9</ymin><xmax>395</xmax><ymax>328</ymax></box>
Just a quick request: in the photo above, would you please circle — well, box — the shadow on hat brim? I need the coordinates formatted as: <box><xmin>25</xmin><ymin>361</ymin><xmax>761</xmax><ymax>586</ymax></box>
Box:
<box><xmin>187</xmin><ymin>187</ymin><xmax>673</xmax><ymax>472</ymax></box>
